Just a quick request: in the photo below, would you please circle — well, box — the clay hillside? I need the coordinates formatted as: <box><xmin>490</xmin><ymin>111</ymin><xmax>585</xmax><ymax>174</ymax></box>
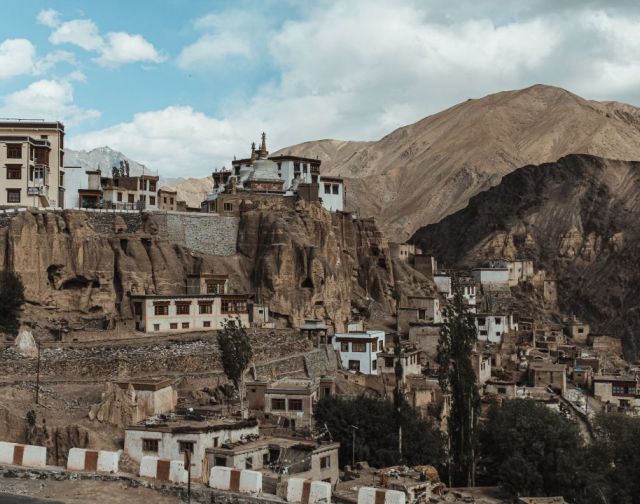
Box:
<box><xmin>410</xmin><ymin>154</ymin><xmax>640</xmax><ymax>358</ymax></box>
<box><xmin>273</xmin><ymin>84</ymin><xmax>640</xmax><ymax>240</ymax></box>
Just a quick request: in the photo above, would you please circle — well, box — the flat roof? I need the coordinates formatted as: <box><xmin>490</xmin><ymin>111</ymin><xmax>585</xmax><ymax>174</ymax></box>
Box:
<box><xmin>268</xmin><ymin>154</ymin><xmax>322</xmax><ymax>164</ymax></box>
<box><xmin>205</xmin><ymin>435</ymin><xmax>338</xmax><ymax>456</ymax></box>
<box><xmin>115</xmin><ymin>379</ymin><xmax>173</xmax><ymax>391</ymax></box>
<box><xmin>334</xmin><ymin>330</ymin><xmax>384</xmax><ymax>339</ymax></box>
<box><xmin>0</xmin><ymin>120</ymin><xmax>64</xmax><ymax>130</ymax></box>
<box><xmin>126</xmin><ymin>416</ymin><xmax>258</xmax><ymax>434</ymax></box>
<box><xmin>130</xmin><ymin>293</ymin><xmax>249</xmax><ymax>300</ymax></box>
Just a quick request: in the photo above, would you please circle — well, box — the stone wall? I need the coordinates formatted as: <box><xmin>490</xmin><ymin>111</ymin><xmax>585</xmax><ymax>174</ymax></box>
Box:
<box><xmin>159</xmin><ymin>212</ymin><xmax>239</xmax><ymax>256</ymax></box>
<box><xmin>0</xmin><ymin>208</ymin><xmax>239</xmax><ymax>256</ymax></box>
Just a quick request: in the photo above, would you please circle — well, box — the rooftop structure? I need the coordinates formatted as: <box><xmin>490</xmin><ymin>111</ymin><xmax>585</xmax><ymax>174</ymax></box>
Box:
<box><xmin>203</xmin><ymin>133</ymin><xmax>345</xmax><ymax>214</ymax></box>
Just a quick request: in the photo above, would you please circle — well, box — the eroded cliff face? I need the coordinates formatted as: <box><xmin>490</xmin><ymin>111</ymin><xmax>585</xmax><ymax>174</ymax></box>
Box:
<box><xmin>237</xmin><ymin>200</ymin><xmax>397</xmax><ymax>330</ymax></box>
<box><xmin>411</xmin><ymin>154</ymin><xmax>640</xmax><ymax>357</ymax></box>
<box><xmin>0</xmin><ymin>203</ymin><xmax>406</xmax><ymax>332</ymax></box>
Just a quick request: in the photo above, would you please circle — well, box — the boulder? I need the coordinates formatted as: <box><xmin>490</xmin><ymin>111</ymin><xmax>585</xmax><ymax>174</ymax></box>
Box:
<box><xmin>14</xmin><ymin>329</ymin><xmax>38</xmax><ymax>358</ymax></box>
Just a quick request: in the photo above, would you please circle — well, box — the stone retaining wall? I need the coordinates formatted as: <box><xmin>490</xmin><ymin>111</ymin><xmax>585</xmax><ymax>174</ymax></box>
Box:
<box><xmin>0</xmin><ymin>208</ymin><xmax>239</xmax><ymax>256</ymax></box>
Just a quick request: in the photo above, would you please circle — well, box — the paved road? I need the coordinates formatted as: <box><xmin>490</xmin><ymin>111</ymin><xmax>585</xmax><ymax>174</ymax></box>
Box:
<box><xmin>0</xmin><ymin>494</ymin><xmax>64</xmax><ymax>504</ymax></box>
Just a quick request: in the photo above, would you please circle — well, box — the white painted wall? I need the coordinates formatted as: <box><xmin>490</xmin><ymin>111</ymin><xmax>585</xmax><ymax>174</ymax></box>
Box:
<box><xmin>332</xmin><ymin>331</ymin><xmax>385</xmax><ymax>374</ymax></box>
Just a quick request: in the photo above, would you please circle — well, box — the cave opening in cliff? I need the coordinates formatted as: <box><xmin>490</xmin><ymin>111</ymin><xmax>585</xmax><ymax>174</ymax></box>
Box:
<box><xmin>301</xmin><ymin>277</ymin><xmax>314</xmax><ymax>289</ymax></box>
<box><xmin>60</xmin><ymin>276</ymin><xmax>99</xmax><ymax>290</ymax></box>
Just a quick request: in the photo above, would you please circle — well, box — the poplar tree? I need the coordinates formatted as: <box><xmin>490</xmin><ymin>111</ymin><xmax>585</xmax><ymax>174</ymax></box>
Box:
<box><xmin>436</xmin><ymin>278</ymin><xmax>480</xmax><ymax>487</ymax></box>
<box><xmin>217</xmin><ymin>318</ymin><xmax>253</xmax><ymax>412</ymax></box>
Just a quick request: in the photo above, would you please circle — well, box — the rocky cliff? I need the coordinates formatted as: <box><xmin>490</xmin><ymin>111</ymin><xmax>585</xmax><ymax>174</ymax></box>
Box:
<box><xmin>411</xmin><ymin>154</ymin><xmax>640</xmax><ymax>358</ymax></box>
<box><xmin>0</xmin><ymin>203</ymin><xmax>417</xmax><ymax>334</ymax></box>
<box><xmin>237</xmin><ymin>200</ymin><xmax>400</xmax><ymax>329</ymax></box>
<box><xmin>275</xmin><ymin>85</ymin><xmax>640</xmax><ymax>240</ymax></box>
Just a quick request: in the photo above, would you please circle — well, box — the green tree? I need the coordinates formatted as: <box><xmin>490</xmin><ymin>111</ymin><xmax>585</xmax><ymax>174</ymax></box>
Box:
<box><xmin>436</xmin><ymin>279</ymin><xmax>480</xmax><ymax>486</ymax></box>
<box><xmin>217</xmin><ymin>318</ymin><xmax>253</xmax><ymax>412</ymax></box>
<box><xmin>479</xmin><ymin>399</ymin><xmax>585</xmax><ymax>499</ymax></box>
<box><xmin>314</xmin><ymin>395</ymin><xmax>445</xmax><ymax>469</ymax></box>
<box><xmin>582</xmin><ymin>413</ymin><xmax>640</xmax><ymax>504</ymax></box>
<box><xmin>0</xmin><ymin>270</ymin><xmax>25</xmax><ymax>335</ymax></box>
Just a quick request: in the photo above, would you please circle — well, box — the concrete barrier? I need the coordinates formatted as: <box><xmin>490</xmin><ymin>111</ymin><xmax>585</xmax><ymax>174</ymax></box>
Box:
<box><xmin>0</xmin><ymin>441</ymin><xmax>47</xmax><ymax>468</ymax></box>
<box><xmin>209</xmin><ymin>466</ymin><xmax>262</xmax><ymax>494</ymax></box>
<box><xmin>139</xmin><ymin>456</ymin><xmax>188</xmax><ymax>483</ymax></box>
<box><xmin>67</xmin><ymin>448</ymin><xmax>120</xmax><ymax>473</ymax></box>
<box><xmin>287</xmin><ymin>478</ymin><xmax>332</xmax><ymax>503</ymax></box>
<box><xmin>357</xmin><ymin>487</ymin><xmax>406</xmax><ymax>504</ymax></box>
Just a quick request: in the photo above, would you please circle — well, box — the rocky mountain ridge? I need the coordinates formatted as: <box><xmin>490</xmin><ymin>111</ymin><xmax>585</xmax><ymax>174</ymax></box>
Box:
<box><xmin>274</xmin><ymin>85</ymin><xmax>640</xmax><ymax>240</ymax></box>
<box><xmin>410</xmin><ymin>154</ymin><xmax>640</xmax><ymax>358</ymax></box>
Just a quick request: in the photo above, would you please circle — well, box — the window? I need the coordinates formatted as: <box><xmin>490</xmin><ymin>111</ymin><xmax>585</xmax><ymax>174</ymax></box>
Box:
<box><xmin>154</xmin><ymin>305</ymin><xmax>169</xmax><ymax>316</ymax></box>
<box><xmin>149</xmin><ymin>182</ymin><xmax>156</xmax><ymax>192</ymax></box>
<box><xmin>324</xmin><ymin>183</ymin><xmax>331</xmax><ymax>194</ymax></box>
<box><xmin>182</xmin><ymin>322</ymin><xmax>189</xmax><ymax>329</ymax></box>
<box><xmin>348</xmin><ymin>360</ymin><xmax>360</xmax><ymax>371</ymax></box>
<box><xmin>6</xmin><ymin>165</ymin><xmax>21</xmax><ymax>179</ymax></box>
<box><xmin>150</xmin><ymin>196</ymin><xmax>156</xmax><ymax>205</ymax></box>
<box><xmin>332</xmin><ymin>184</ymin><xmax>339</xmax><ymax>194</ymax></box>
<box><xmin>497</xmin><ymin>387</ymin><xmax>506</xmax><ymax>394</ymax></box>
<box><xmin>303</xmin><ymin>164</ymin><xmax>308</xmax><ymax>174</ymax></box>
<box><xmin>385</xmin><ymin>357</ymin><xmax>394</xmax><ymax>368</ymax></box>
<box><xmin>352</xmin><ymin>342</ymin><xmax>366</xmax><ymax>352</ymax></box>
<box><xmin>206</xmin><ymin>281</ymin><xmax>223</xmax><ymax>294</ymax></box>
<box><xmin>245</xmin><ymin>457</ymin><xmax>253</xmax><ymax>469</ymax></box>
<box><xmin>320</xmin><ymin>456</ymin><xmax>331</xmax><ymax>469</ymax></box>
<box><xmin>6</xmin><ymin>189</ymin><xmax>21</xmax><ymax>203</ymax></box>
<box><xmin>577</xmin><ymin>327</ymin><xmax>584</xmax><ymax>333</ymax></box>
<box><xmin>117</xmin><ymin>192</ymin><xmax>123</xmax><ymax>202</ymax></box>
<box><xmin>271</xmin><ymin>398</ymin><xmax>286</xmax><ymax>410</ymax></box>
<box><xmin>223</xmin><ymin>202</ymin><xmax>233</xmax><ymax>212</ymax></box>
<box><xmin>372</xmin><ymin>360</ymin><xmax>377</xmax><ymax>371</ymax></box>
<box><xmin>477</xmin><ymin>318</ymin><xmax>486</xmax><ymax>326</ymax></box>
<box><xmin>170</xmin><ymin>197</ymin><xmax>174</xmax><ymax>204</ymax></box>
<box><xmin>128</xmin><ymin>194</ymin><xmax>135</xmax><ymax>204</ymax></box>
<box><xmin>176</xmin><ymin>303</ymin><xmax>191</xmax><ymax>315</ymax></box>
<box><xmin>213</xmin><ymin>437</ymin><xmax>219</xmax><ymax>448</ymax></box>
<box><xmin>340</xmin><ymin>342</ymin><xmax>349</xmax><ymax>352</ymax></box>
<box><xmin>203</xmin><ymin>321</ymin><xmax>211</xmax><ymax>328</ymax></box>
<box><xmin>153</xmin><ymin>324</ymin><xmax>160</xmax><ymax>332</ymax></box>
<box><xmin>139</xmin><ymin>179</ymin><xmax>145</xmax><ymax>190</ymax></box>
<box><xmin>170</xmin><ymin>323</ymin><xmax>178</xmax><ymax>330</ymax></box>
<box><xmin>480</xmin><ymin>330</ymin><xmax>488</xmax><ymax>336</ymax></box>
<box><xmin>134</xmin><ymin>303</ymin><xmax>142</xmax><ymax>316</ymax></box>
<box><xmin>199</xmin><ymin>303</ymin><xmax>212</xmax><ymax>314</ymax></box>
<box><xmin>288</xmin><ymin>399</ymin><xmax>303</xmax><ymax>411</ymax></box>
<box><xmin>495</xmin><ymin>317</ymin><xmax>502</xmax><ymax>324</ymax></box>
<box><xmin>142</xmin><ymin>439</ymin><xmax>159</xmax><ymax>453</ymax></box>
<box><xmin>371</xmin><ymin>340</ymin><xmax>377</xmax><ymax>352</ymax></box>
<box><xmin>6</xmin><ymin>144</ymin><xmax>22</xmax><ymax>158</ymax></box>
<box><xmin>178</xmin><ymin>441</ymin><xmax>195</xmax><ymax>453</ymax></box>
<box><xmin>214</xmin><ymin>456</ymin><xmax>227</xmax><ymax>467</ymax></box>
<box><xmin>263</xmin><ymin>453</ymin><xmax>269</xmax><ymax>465</ymax></box>
<box><xmin>164</xmin><ymin>197</ymin><xmax>167</xmax><ymax>204</ymax></box>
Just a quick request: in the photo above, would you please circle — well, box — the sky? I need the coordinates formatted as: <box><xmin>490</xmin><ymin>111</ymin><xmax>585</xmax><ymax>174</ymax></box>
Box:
<box><xmin>1</xmin><ymin>0</ymin><xmax>640</xmax><ymax>177</ymax></box>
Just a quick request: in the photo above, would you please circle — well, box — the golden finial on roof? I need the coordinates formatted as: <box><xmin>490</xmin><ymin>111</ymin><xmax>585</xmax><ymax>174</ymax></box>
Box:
<box><xmin>250</xmin><ymin>142</ymin><xmax>257</xmax><ymax>161</ymax></box>
<box><xmin>259</xmin><ymin>132</ymin><xmax>268</xmax><ymax>158</ymax></box>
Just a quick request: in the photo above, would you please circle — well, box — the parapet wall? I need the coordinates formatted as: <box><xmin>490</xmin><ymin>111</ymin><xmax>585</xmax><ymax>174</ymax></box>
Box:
<box><xmin>0</xmin><ymin>208</ymin><xmax>239</xmax><ymax>256</ymax></box>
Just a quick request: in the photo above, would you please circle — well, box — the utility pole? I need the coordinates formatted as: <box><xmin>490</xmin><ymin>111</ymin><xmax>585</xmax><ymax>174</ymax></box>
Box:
<box><xmin>350</xmin><ymin>425</ymin><xmax>359</xmax><ymax>468</ymax></box>
<box><xmin>35</xmin><ymin>340</ymin><xmax>41</xmax><ymax>405</ymax></box>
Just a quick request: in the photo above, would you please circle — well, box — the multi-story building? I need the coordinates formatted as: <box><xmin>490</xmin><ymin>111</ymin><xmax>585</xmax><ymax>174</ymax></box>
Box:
<box><xmin>332</xmin><ymin>330</ymin><xmax>386</xmax><ymax>374</ymax></box>
<box><xmin>131</xmin><ymin>273</ymin><xmax>249</xmax><ymax>332</ymax></box>
<box><xmin>100</xmin><ymin>172</ymin><xmax>159</xmax><ymax>210</ymax></box>
<box><xmin>0</xmin><ymin>120</ymin><xmax>65</xmax><ymax>208</ymax></box>
<box><xmin>474</xmin><ymin>312</ymin><xmax>518</xmax><ymax>344</ymax></box>
<box><xmin>203</xmin><ymin>133</ymin><xmax>345</xmax><ymax>214</ymax></box>
<box><xmin>158</xmin><ymin>188</ymin><xmax>178</xmax><ymax>211</ymax></box>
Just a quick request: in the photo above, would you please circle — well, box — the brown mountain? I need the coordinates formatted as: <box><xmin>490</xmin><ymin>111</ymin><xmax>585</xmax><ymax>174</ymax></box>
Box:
<box><xmin>411</xmin><ymin>154</ymin><xmax>640</xmax><ymax>358</ymax></box>
<box><xmin>274</xmin><ymin>85</ymin><xmax>640</xmax><ymax>240</ymax></box>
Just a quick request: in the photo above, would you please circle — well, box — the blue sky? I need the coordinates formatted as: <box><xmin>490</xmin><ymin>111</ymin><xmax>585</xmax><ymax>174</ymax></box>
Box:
<box><xmin>1</xmin><ymin>1</ymin><xmax>640</xmax><ymax>177</ymax></box>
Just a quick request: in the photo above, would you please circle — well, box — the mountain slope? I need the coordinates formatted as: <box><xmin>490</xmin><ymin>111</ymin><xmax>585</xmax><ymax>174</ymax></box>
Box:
<box><xmin>65</xmin><ymin>146</ymin><xmax>155</xmax><ymax>176</ymax></box>
<box><xmin>410</xmin><ymin>154</ymin><xmax>640</xmax><ymax>358</ymax></box>
<box><xmin>275</xmin><ymin>85</ymin><xmax>640</xmax><ymax>240</ymax></box>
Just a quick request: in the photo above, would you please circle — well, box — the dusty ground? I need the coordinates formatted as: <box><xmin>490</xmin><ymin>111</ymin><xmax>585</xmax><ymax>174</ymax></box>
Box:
<box><xmin>0</xmin><ymin>479</ymin><xmax>184</xmax><ymax>504</ymax></box>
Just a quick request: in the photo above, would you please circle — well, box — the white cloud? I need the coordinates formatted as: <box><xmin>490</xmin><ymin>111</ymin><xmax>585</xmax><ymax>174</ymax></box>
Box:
<box><xmin>0</xmin><ymin>39</ymin><xmax>36</xmax><ymax>80</ymax></box>
<box><xmin>177</xmin><ymin>9</ymin><xmax>269</xmax><ymax>70</ymax></box>
<box><xmin>37</xmin><ymin>8</ymin><xmax>62</xmax><ymax>28</ymax></box>
<box><xmin>95</xmin><ymin>32</ymin><xmax>166</xmax><ymax>68</ymax></box>
<box><xmin>33</xmin><ymin>50</ymin><xmax>76</xmax><ymax>75</ymax></box>
<box><xmin>49</xmin><ymin>19</ymin><xmax>104</xmax><ymax>51</ymax></box>
<box><xmin>0</xmin><ymin>78</ymin><xmax>100</xmax><ymax>126</ymax></box>
<box><xmin>72</xmin><ymin>1</ymin><xmax>640</xmax><ymax>178</ymax></box>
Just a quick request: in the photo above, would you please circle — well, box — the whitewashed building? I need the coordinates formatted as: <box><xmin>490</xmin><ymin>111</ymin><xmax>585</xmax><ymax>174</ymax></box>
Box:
<box><xmin>471</xmin><ymin>265</ymin><xmax>509</xmax><ymax>286</ymax></box>
<box><xmin>125</xmin><ymin>417</ymin><xmax>259</xmax><ymax>481</ymax></box>
<box><xmin>332</xmin><ymin>330</ymin><xmax>385</xmax><ymax>374</ymax></box>
<box><xmin>474</xmin><ymin>313</ymin><xmax>518</xmax><ymax>344</ymax></box>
